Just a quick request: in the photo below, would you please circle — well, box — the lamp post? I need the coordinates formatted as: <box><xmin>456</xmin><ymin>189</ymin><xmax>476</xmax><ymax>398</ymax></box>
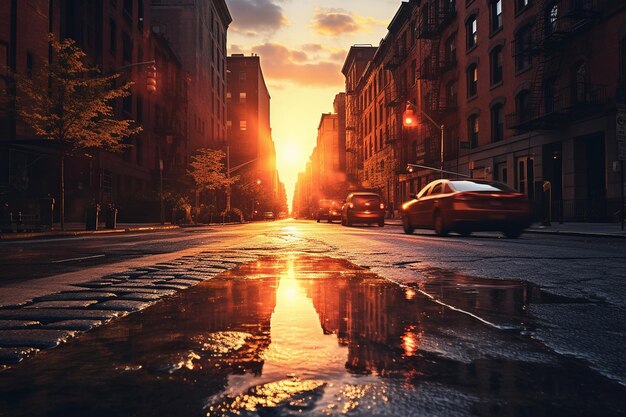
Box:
<box><xmin>403</xmin><ymin>101</ymin><xmax>445</xmax><ymax>178</ymax></box>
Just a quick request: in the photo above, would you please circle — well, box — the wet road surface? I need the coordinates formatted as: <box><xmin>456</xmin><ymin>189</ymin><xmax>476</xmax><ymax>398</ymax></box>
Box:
<box><xmin>1</xmin><ymin>256</ymin><xmax>624</xmax><ymax>417</ymax></box>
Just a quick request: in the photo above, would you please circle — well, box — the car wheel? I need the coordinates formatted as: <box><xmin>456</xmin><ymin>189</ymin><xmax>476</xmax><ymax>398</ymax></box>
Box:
<box><xmin>434</xmin><ymin>211</ymin><xmax>449</xmax><ymax>237</ymax></box>
<box><xmin>378</xmin><ymin>219</ymin><xmax>384</xmax><ymax>227</ymax></box>
<box><xmin>346</xmin><ymin>215</ymin><xmax>353</xmax><ymax>227</ymax></box>
<box><xmin>402</xmin><ymin>216</ymin><xmax>414</xmax><ymax>234</ymax></box>
<box><xmin>327</xmin><ymin>218</ymin><xmax>332</xmax><ymax>223</ymax></box>
<box><xmin>503</xmin><ymin>227</ymin><xmax>523</xmax><ymax>239</ymax></box>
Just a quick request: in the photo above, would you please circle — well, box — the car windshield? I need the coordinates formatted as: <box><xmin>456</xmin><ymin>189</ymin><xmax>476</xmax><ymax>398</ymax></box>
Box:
<box><xmin>450</xmin><ymin>180</ymin><xmax>515</xmax><ymax>193</ymax></box>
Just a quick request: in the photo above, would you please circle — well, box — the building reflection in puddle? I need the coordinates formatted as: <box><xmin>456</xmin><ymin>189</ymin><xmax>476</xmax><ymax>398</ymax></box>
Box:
<box><xmin>0</xmin><ymin>256</ymin><xmax>625</xmax><ymax>417</ymax></box>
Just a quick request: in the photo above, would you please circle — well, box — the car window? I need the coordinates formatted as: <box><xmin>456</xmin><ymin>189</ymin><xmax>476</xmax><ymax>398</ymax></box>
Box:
<box><xmin>417</xmin><ymin>183</ymin><xmax>433</xmax><ymax>198</ymax></box>
<box><xmin>352</xmin><ymin>195</ymin><xmax>381</xmax><ymax>205</ymax></box>
<box><xmin>450</xmin><ymin>180</ymin><xmax>514</xmax><ymax>192</ymax></box>
<box><xmin>428</xmin><ymin>183</ymin><xmax>443</xmax><ymax>195</ymax></box>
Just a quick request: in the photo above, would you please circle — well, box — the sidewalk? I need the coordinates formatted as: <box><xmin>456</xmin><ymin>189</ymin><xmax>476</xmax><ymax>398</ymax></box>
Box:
<box><xmin>384</xmin><ymin>219</ymin><xmax>626</xmax><ymax>238</ymax></box>
<box><xmin>0</xmin><ymin>222</ymin><xmax>180</xmax><ymax>240</ymax></box>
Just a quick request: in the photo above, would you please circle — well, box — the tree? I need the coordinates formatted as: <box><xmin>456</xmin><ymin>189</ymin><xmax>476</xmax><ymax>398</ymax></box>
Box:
<box><xmin>188</xmin><ymin>148</ymin><xmax>238</xmax><ymax>197</ymax></box>
<box><xmin>14</xmin><ymin>34</ymin><xmax>141</xmax><ymax>229</ymax></box>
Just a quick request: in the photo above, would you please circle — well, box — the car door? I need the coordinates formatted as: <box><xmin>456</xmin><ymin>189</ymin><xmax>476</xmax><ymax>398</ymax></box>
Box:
<box><xmin>412</xmin><ymin>182</ymin><xmax>436</xmax><ymax>227</ymax></box>
<box><xmin>420</xmin><ymin>182</ymin><xmax>444</xmax><ymax>227</ymax></box>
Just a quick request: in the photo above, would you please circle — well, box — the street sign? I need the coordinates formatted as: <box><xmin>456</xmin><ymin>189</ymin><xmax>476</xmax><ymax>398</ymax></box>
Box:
<box><xmin>617</xmin><ymin>107</ymin><xmax>626</xmax><ymax>161</ymax></box>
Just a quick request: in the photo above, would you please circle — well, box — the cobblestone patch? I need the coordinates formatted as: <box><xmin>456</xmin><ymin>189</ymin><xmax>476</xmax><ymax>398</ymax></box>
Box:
<box><xmin>0</xmin><ymin>249</ymin><xmax>256</xmax><ymax>367</ymax></box>
<box><xmin>0</xmin><ymin>329</ymin><xmax>78</xmax><ymax>349</ymax></box>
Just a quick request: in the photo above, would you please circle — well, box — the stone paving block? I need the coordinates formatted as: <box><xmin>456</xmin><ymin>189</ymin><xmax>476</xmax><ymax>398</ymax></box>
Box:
<box><xmin>106</xmin><ymin>287</ymin><xmax>177</xmax><ymax>296</ymax></box>
<box><xmin>95</xmin><ymin>300</ymin><xmax>154</xmax><ymax>312</ymax></box>
<box><xmin>151</xmin><ymin>283</ymin><xmax>190</xmax><ymax>290</ymax></box>
<box><xmin>0</xmin><ymin>347</ymin><xmax>39</xmax><ymax>364</ymax></box>
<box><xmin>0</xmin><ymin>329</ymin><xmax>78</xmax><ymax>349</ymax></box>
<box><xmin>167</xmin><ymin>279</ymin><xmax>202</xmax><ymax>286</ymax></box>
<box><xmin>0</xmin><ymin>309</ymin><xmax>123</xmax><ymax>322</ymax></box>
<box><xmin>25</xmin><ymin>300</ymin><xmax>99</xmax><ymax>309</ymax></box>
<box><xmin>175</xmin><ymin>275</ymin><xmax>205</xmax><ymax>282</ymax></box>
<box><xmin>35</xmin><ymin>291</ymin><xmax>118</xmax><ymax>302</ymax></box>
<box><xmin>120</xmin><ymin>293</ymin><xmax>166</xmax><ymax>301</ymax></box>
<box><xmin>45</xmin><ymin>320</ymin><xmax>102</xmax><ymax>331</ymax></box>
<box><xmin>0</xmin><ymin>320</ymin><xmax>40</xmax><ymax>330</ymax></box>
<box><xmin>73</xmin><ymin>281</ymin><xmax>114</xmax><ymax>289</ymax></box>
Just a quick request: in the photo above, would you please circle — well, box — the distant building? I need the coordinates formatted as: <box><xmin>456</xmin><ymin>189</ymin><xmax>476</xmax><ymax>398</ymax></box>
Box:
<box><xmin>150</xmin><ymin>0</ymin><xmax>231</xmax><ymax>152</ymax></box>
<box><xmin>226</xmin><ymin>54</ymin><xmax>279</xmax><ymax>216</ymax></box>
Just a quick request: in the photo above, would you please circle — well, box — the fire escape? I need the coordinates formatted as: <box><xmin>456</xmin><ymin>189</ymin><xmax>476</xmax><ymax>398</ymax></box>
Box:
<box><xmin>345</xmin><ymin>86</ymin><xmax>363</xmax><ymax>185</ymax></box>
<box><xmin>506</xmin><ymin>0</ymin><xmax>605</xmax><ymax>131</ymax></box>
<box><xmin>415</xmin><ymin>0</ymin><xmax>450</xmax><ymax>168</ymax></box>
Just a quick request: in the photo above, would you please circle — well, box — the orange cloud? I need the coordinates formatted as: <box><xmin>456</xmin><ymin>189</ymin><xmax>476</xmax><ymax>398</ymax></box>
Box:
<box><xmin>251</xmin><ymin>43</ymin><xmax>343</xmax><ymax>87</ymax></box>
<box><xmin>311</xmin><ymin>8</ymin><xmax>387</xmax><ymax>36</ymax></box>
<box><xmin>228</xmin><ymin>0</ymin><xmax>289</xmax><ymax>35</ymax></box>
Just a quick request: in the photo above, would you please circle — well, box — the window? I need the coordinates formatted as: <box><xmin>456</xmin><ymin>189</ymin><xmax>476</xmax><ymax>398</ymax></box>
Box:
<box><xmin>515</xmin><ymin>25</ymin><xmax>532</xmax><ymax>71</ymax></box>
<box><xmin>446</xmin><ymin>81</ymin><xmax>458</xmax><ymax>109</ymax></box>
<box><xmin>122</xmin><ymin>31</ymin><xmax>132</xmax><ymax>63</ymax></box>
<box><xmin>226</xmin><ymin>92</ymin><xmax>231</xmax><ymax>103</ymax></box>
<box><xmin>239</xmin><ymin>120</ymin><xmax>247</xmax><ymax>131</ymax></box>
<box><xmin>26</xmin><ymin>52</ymin><xmax>34</xmax><ymax>78</ymax></box>
<box><xmin>466</xmin><ymin>15</ymin><xmax>478</xmax><ymax>50</ymax></box>
<box><xmin>122</xmin><ymin>94</ymin><xmax>132</xmax><ymax>115</ymax></box>
<box><xmin>491</xmin><ymin>103</ymin><xmax>504</xmax><ymax>142</ymax></box>
<box><xmin>515</xmin><ymin>90</ymin><xmax>530</xmax><ymax>121</ymax></box>
<box><xmin>490</xmin><ymin>46</ymin><xmax>503</xmax><ymax>85</ymax></box>
<box><xmin>620</xmin><ymin>37</ymin><xmax>626</xmax><ymax>85</ymax></box>
<box><xmin>429</xmin><ymin>183</ymin><xmax>443</xmax><ymax>195</ymax></box>
<box><xmin>468</xmin><ymin>114</ymin><xmax>479</xmax><ymax>147</ymax></box>
<box><xmin>445</xmin><ymin>34</ymin><xmax>456</xmax><ymax>67</ymax></box>
<box><xmin>490</xmin><ymin>0</ymin><xmax>502</xmax><ymax>32</ymax></box>
<box><xmin>238</xmin><ymin>71</ymin><xmax>246</xmax><ymax>82</ymax></box>
<box><xmin>239</xmin><ymin>92</ymin><xmax>246</xmax><ymax>103</ymax></box>
<box><xmin>547</xmin><ymin>2</ymin><xmax>559</xmax><ymax>35</ymax></box>
<box><xmin>467</xmin><ymin>63</ymin><xmax>478</xmax><ymax>98</ymax></box>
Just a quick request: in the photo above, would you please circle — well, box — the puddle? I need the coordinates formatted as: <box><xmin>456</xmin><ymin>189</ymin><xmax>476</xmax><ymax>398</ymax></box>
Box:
<box><xmin>0</xmin><ymin>257</ymin><xmax>624</xmax><ymax>417</ymax></box>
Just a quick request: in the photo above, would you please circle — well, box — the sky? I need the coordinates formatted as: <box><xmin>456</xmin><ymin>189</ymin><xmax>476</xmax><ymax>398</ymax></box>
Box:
<box><xmin>225</xmin><ymin>0</ymin><xmax>402</xmax><ymax>210</ymax></box>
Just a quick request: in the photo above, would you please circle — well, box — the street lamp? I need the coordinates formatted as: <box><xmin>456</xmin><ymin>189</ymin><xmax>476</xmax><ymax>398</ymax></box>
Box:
<box><xmin>403</xmin><ymin>101</ymin><xmax>445</xmax><ymax>178</ymax></box>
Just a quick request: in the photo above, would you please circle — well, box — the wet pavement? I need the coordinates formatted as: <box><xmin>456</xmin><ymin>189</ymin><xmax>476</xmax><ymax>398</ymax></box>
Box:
<box><xmin>1</xmin><ymin>256</ymin><xmax>625</xmax><ymax>417</ymax></box>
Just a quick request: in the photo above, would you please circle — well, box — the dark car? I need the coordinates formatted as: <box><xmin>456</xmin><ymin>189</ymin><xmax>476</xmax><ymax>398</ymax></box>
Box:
<box><xmin>400</xmin><ymin>179</ymin><xmax>531</xmax><ymax>238</ymax></box>
<box><xmin>316</xmin><ymin>199</ymin><xmax>342</xmax><ymax>223</ymax></box>
<box><xmin>341</xmin><ymin>192</ymin><xmax>385</xmax><ymax>227</ymax></box>
<box><xmin>262</xmin><ymin>211</ymin><xmax>275</xmax><ymax>220</ymax></box>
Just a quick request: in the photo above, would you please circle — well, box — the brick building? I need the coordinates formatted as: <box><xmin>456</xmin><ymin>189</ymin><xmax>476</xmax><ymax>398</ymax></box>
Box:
<box><xmin>0</xmin><ymin>0</ymin><xmax>193</xmax><ymax>224</ymax></box>
<box><xmin>343</xmin><ymin>0</ymin><xmax>626</xmax><ymax>222</ymax></box>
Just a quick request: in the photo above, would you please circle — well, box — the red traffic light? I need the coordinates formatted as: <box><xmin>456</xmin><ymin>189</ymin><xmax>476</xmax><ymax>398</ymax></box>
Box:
<box><xmin>146</xmin><ymin>65</ymin><xmax>157</xmax><ymax>93</ymax></box>
<box><xmin>403</xmin><ymin>104</ymin><xmax>416</xmax><ymax>127</ymax></box>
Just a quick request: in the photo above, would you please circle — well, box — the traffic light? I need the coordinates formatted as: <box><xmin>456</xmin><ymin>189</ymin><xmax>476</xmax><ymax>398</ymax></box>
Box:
<box><xmin>146</xmin><ymin>64</ymin><xmax>157</xmax><ymax>93</ymax></box>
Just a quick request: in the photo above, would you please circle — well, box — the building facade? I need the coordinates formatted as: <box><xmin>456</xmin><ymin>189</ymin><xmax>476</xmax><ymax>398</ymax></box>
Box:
<box><xmin>226</xmin><ymin>54</ymin><xmax>279</xmax><ymax>217</ymax></box>
<box><xmin>343</xmin><ymin>0</ymin><xmax>626</xmax><ymax>222</ymax></box>
<box><xmin>0</xmin><ymin>0</ymin><xmax>199</xmax><ymax>224</ymax></box>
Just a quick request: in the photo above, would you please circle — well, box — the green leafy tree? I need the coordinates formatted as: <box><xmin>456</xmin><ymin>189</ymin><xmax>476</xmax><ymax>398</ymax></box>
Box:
<box><xmin>14</xmin><ymin>34</ymin><xmax>141</xmax><ymax>229</ymax></box>
<box><xmin>188</xmin><ymin>148</ymin><xmax>238</xmax><ymax>192</ymax></box>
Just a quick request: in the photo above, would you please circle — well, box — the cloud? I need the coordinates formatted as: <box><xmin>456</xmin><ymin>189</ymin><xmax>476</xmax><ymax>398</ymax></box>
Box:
<box><xmin>251</xmin><ymin>43</ymin><xmax>344</xmax><ymax>87</ymax></box>
<box><xmin>312</xmin><ymin>8</ymin><xmax>358</xmax><ymax>36</ymax></box>
<box><xmin>311</xmin><ymin>8</ymin><xmax>387</xmax><ymax>36</ymax></box>
<box><xmin>227</xmin><ymin>0</ymin><xmax>289</xmax><ymax>35</ymax></box>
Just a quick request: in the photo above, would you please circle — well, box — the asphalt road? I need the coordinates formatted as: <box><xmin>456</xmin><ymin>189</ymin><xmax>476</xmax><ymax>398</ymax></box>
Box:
<box><xmin>2</xmin><ymin>219</ymin><xmax>625</xmax><ymax>386</ymax></box>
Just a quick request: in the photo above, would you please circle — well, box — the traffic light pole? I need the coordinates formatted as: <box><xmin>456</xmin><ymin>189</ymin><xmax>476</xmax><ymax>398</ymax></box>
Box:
<box><xmin>404</xmin><ymin>101</ymin><xmax>445</xmax><ymax>178</ymax></box>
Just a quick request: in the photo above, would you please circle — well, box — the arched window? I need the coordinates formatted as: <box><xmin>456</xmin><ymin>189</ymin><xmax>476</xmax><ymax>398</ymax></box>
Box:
<box><xmin>466</xmin><ymin>15</ymin><xmax>478</xmax><ymax>50</ymax></box>
<box><xmin>446</xmin><ymin>81</ymin><xmax>458</xmax><ymax>110</ymax></box>
<box><xmin>490</xmin><ymin>45</ymin><xmax>503</xmax><ymax>85</ymax></box>
<box><xmin>491</xmin><ymin>103</ymin><xmax>504</xmax><ymax>142</ymax></box>
<box><xmin>572</xmin><ymin>61</ymin><xmax>588</xmax><ymax>104</ymax></box>
<box><xmin>468</xmin><ymin>114</ymin><xmax>479</xmax><ymax>147</ymax></box>
<box><xmin>467</xmin><ymin>63</ymin><xmax>478</xmax><ymax>98</ymax></box>
<box><xmin>445</xmin><ymin>34</ymin><xmax>456</xmax><ymax>67</ymax></box>
<box><xmin>546</xmin><ymin>2</ymin><xmax>559</xmax><ymax>35</ymax></box>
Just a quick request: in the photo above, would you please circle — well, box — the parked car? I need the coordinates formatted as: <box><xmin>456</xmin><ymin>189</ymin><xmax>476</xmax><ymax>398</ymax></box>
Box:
<box><xmin>341</xmin><ymin>192</ymin><xmax>385</xmax><ymax>227</ymax></box>
<box><xmin>262</xmin><ymin>211</ymin><xmax>275</xmax><ymax>220</ymax></box>
<box><xmin>400</xmin><ymin>179</ymin><xmax>531</xmax><ymax>238</ymax></box>
<box><xmin>316</xmin><ymin>199</ymin><xmax>341</xmax><ymax>223</ymax></box>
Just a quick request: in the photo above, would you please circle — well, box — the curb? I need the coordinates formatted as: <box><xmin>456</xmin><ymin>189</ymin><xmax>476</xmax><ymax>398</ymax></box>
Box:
<box><xmin>0</xmin><ymin>225</ymin><xmax>180</xmax><ymax>241</ymax></box>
